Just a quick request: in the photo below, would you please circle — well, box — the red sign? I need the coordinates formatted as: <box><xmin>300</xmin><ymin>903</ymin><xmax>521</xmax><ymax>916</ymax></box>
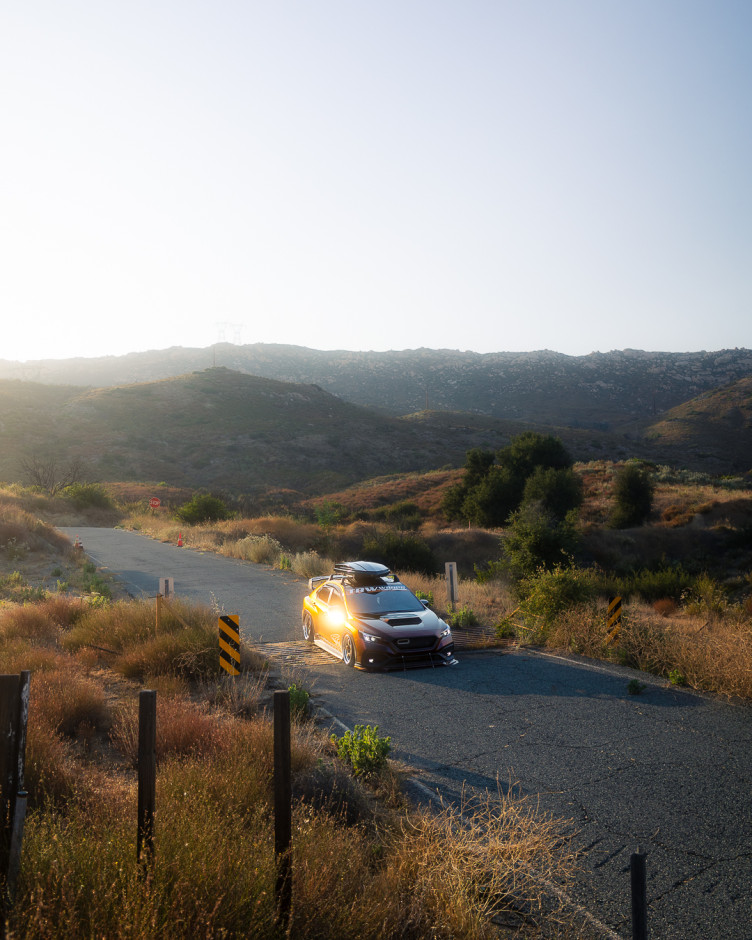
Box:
<box><xmin>149</xmin><ymin>497</ymin><xmax>161</xmax><ymax>509</ymax></box>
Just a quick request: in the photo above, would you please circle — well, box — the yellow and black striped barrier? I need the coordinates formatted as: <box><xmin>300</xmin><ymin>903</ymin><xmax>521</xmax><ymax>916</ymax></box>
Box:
<box><xmin>219</xmin><ymin>615</ymin><xmax>241</xmax><ymax>676</ymax></box>
<box><xmin>606</xmin><ymin>595</ymin><xmax>622</xmax><ymax>644</ymax></box>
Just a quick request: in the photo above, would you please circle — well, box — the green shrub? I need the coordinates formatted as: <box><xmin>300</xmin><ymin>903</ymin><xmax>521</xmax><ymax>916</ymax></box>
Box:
<box><xmin>288</xmin><ymin>683</ymin><xmax>310</xmax><ymax>720</ymax></box>
<box><xmin>77</xmin><ymin>561</ymin><xmax>112</xmax><ymax>599</ymax></box>
<box><xmin>370</xmin><ymin>501</ymin><xmax>423</xmax><ymax>530</ymax></box>
<box><xmin>413</xmin><ymin>589</ymin><xmax>434</xmax><ymax>606</ymax></box>
<box><xmin>609</xmin><ymin>463</ymin><xmax>654</xmax><ymax>528</ymax></box>
<box><xmin>360</xmin><ymin>531</ymin><xmax>438</xmax><ymax>575</ymax></box>
<box><xmin>332</xmin><ymin>724</ymin><xmax>391</xmax><ymax>778</ymax></box>
<box><xmin>682</xmin><ymin>573</ymin><xmax>729</xmax><ymax>616</ymax></box>
<box><xmin>615</xmin><ymin>564</ymin><xmax>695</xmax><ymax>602</ymax></box>
<box><xmin>61</xmin><ymin>484</ymin><xmax>115</xmax><ymax>511</ymax></box>
<box><xmin>517</xmin><ymin>564</ymin><xmax>596</xmax><ymax>629</ymax></box>
<box><xmin>176</xmin><ymin>493</ymin><xmax>231</xmax><ymax>525</ymax></box>
<box><xmin>315</xmin><ymin>500</ymin><xmax>350</xmax><ymax>528</ymax></box>
<box><xmin>521</xmin><ymin>466</ymin><xmax>583</xmax><ymax>520</ymax></box>
<box><xmin>447</xmin><ymin>605</ymin><xmax>479</xmax><ymax>628</ymax></box>
<box><xmin>501</xmin><ymin>504</ymin><xmax>580</xmax><ymax>581</ymax></box>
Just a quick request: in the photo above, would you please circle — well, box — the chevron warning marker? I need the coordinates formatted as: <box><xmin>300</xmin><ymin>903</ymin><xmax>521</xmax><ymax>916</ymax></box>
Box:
<box><xmin>219</xmin><ymin>614</ymin><xmax>241</xmax><ymax>676</ymax></box>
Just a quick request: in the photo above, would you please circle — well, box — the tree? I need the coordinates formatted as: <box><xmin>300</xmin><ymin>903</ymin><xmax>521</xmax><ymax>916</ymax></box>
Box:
<box><xmin>498</xmin><ymin>432</ymin><xmax>573</xmax><ymax>479</ymax></box>
<box><xmin>461</xmin><ymin>465</ymin><xmax>522</xmax><ymax>527</ymax></box>
<box><xmin>443</xmin><ymin>434</ymin><xmax>577</xmax><ymax>528</ymax></box>
<box><xmin>521</xmin><ymin>466</ymin><xmax>583</xmax><ymax>520</ymax></box>
<box><xmin>610</xmin><ymin>463</ymin><xmax>654</xmax><ymax>528</ymax></box>
<box><xmin>441</xmin><ymin>448</ymin><xmax>496</xmax><ymax>522</ymax></box>
<box><xmin>19</xmin><ymin>455</ymin><xmax>86</xmax><ymax>496</ymax></box>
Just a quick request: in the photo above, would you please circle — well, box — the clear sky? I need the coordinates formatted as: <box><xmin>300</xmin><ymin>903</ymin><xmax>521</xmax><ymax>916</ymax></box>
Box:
<box><xmin>2</xmin><ymin>1</ymin><xmax>750</xmax><ymax>363</ymax></box>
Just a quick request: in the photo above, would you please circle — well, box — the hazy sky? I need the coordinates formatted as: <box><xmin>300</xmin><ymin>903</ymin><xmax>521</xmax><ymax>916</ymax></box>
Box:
<box><xmin>2</xmin><ymin>1</ymin><xmax>751</xmax><ymax>363</ymax></box>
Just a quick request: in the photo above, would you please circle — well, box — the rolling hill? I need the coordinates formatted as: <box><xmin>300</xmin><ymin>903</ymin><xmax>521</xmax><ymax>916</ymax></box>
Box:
<box><xmin>638</xmin><ymin>375</ymin><xmax>752</xmax><ymax>473</ymax></box>
<box><xmin>1</xmin><ymin>366</ymin><xmax>749</xmax><ymax>502</ymax></box>
<box><xmin>0</xmin><ymin>369</ymin><xmax>530</xmax><ymax>495</ymax></box>
<box><xmin>3</xmin><ymin>344</ymin><xmax>751</xmax><ymax>431</ymax></box>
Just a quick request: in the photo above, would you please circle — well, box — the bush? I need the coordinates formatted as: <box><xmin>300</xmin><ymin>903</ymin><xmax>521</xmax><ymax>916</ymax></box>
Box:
<box><xmin>682</xmin><ymin>573</ymin><xmax>729</xmax><ymax>616</ymax></box>
<box><xmin>369</xmin><ymin>501</ymin><xmax>423</xmax><ymax>531</ymax></box>
<box><xmin>610</xmin><ymin>463</ymin><xmax>654</xmax><ymax>528</ymax></box>
<box><xmin>288</xmin><ymin>683</ymin><xmax>310</xmax><ymax>720</ymax></box>
<box><xmin>516</xmin><ymin>564</ymin><xmax>596</xmax><ymax>629</ymax></box>
<box><xmin>501</xmin><ymin>504</ymin><xmax>580</xmax><ymax>581</ymax></box>
<box><xmin>176</xmin><ymin>493</ymin><xmax>231</xmax><ymax>525</ymax></box>
<box><xmin>360</xmin><ymin>531</ymin><xmax>438</xmax><ymax>575</ymax></box>
<box><xmin>521</xmin><ymin>466</ymin><xmax>583</xmax><ymax>520</ymax></box>
<box><xmin>332</xmin><ymin>724</ymin><xmax>391</xmax><ymax>778</ymax></box>
<box><xmin>234</xmin><ymin>535</ymin><xmax>283</xmax><ymax>565</ymax></box>
<box><xmin>61</xmin><ymin>484</ymin><xmax>115</xmax><ymax>511</ymax></box>
<box><xmin>447</xmin><ymin>605</ymin><xmax>480</xmax><ymax>628</ymax></box>
<box><xmin>615</xmin><ymin>564</ymin><xmax>695</xmax><ymax>602</ymax></box>
<box><xmin>290</xmin><ymin>550</ymin><xmax>330</xmax><ymax>578</ymax></box>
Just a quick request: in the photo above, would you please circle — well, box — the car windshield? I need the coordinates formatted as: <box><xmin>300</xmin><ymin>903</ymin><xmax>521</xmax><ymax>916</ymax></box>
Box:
<box><xmin>345</xmin><ymin>585</ymin><xmax>425</xmax><ymax>616</ymax></box>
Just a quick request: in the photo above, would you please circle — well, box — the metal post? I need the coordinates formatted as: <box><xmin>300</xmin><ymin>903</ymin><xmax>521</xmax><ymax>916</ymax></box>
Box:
<box><xmin>137</xmin><ymin>690</ymin><xmax>157</xmax><ymax>869</ymax></box>
<box><xmin>445</xmin><ymin>562</ymin><xmax>458</xmax><ymax>609</ymax></box>
<box><xmin>630</xmin><ymin>847</ymin><xmax>647</xmax><ymax>940</ymax></box>
<box><xmin>274</xmin><ymin>690</ymin><xmax>292</xmax><ymax>928</ymax></box>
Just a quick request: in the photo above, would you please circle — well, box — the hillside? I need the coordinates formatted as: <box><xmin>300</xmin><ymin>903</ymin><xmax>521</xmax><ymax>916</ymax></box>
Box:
<box><xmin>637</xmin><ymin>375</ymin><xmax>752</xmax><ymax>473</ymax></box>
<box><xmin>3</xmin><ymin>344</ymin><xmax>751</xmax><ymax>431</ymax></box>
<box><xmin>2</xmin><ymin>367</ymin><xmax>749</xmax><ymax>500</ymax></box>
<box><xmin>0</xmin><ymin>369</ymin><xmax>533</xmax><ymax>494</ymax></box>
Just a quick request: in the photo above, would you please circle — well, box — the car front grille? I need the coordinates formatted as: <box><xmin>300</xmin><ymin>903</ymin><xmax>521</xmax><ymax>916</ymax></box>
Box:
<box><xmin>395</xmin><ymin>636</ymin><xmax>436</xmax><ymax>650</ymax></box>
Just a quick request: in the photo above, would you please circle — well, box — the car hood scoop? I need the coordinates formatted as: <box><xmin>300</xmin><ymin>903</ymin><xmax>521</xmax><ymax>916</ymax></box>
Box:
<box><xmin>382</xmin><ymin>616</ymin><xmax>423</xmax><ymax>627</ymax></box>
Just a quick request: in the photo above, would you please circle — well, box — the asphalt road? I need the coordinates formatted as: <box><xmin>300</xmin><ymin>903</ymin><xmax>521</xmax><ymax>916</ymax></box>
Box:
<box><xmin>63</xmin><ymin>527</ymin><xmax>752</xmax><ymax>939</ymax></box>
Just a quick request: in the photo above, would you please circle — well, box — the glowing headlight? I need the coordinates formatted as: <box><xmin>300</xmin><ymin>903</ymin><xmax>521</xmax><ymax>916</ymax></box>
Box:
<box><xmin>360</xmin><ymin>632</ymin><xmax>380</xmax><ymax>643</ymax></box>
<box><xmin>439</xmin><ymin>627</ymin><xmax>451</xmax><ymax>638</ymax></box>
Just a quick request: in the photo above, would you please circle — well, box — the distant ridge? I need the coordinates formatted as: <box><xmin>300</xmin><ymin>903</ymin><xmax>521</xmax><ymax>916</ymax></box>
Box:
<box><xmin>2</xmin><ymin>344</ymin><xmax>750</xmax><ymax>432</ymax></box>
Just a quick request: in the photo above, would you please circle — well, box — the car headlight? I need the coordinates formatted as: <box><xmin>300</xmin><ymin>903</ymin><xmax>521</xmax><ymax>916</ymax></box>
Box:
<box><xmin>360</xmin><ymin>632</ymin><xmax>380</xmax><ymax>643</ymax></box>
<box><xmin>439</xmin><ymin>627</ymin><xmax>451</xmax><ymax>638</ymax></box>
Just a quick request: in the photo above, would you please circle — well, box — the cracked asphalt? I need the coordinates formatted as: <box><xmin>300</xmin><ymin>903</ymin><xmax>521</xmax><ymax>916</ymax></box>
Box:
<box><xmin>67</xmin><ymin>528</ymin><xmax>752</xmax><ymax>938</ymax></box>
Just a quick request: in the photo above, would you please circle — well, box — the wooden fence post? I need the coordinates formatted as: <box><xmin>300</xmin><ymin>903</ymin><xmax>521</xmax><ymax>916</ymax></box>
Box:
<box><xmin>137</xmin><ymin>690</ymin><xmax>157</xmax><ymax>870</ymax></box>
<box><xmin>274</xmin><ymin>690</ymin><xmax>292</xmax><ymax>928</ymax></box>
<box><xmin>0</xmin><ymin>671</ymin><xmax>30</xmax><ymax>920</ymax></box>
<box><xmin>630</xmin><ymin>847</ymin><xmax>647</xmax><ymax>940</ymax></box>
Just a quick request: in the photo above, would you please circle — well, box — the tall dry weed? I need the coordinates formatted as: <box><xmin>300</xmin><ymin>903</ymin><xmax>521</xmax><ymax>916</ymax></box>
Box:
<box><xmin>30</xmin><ymin>668</ymin><xmax>111</xmax><ymax>737</ymax></box>
<box><xmin>110</xmin><ymin>697</ymin><xmax>228</xmax><ymax>765</ymax></box>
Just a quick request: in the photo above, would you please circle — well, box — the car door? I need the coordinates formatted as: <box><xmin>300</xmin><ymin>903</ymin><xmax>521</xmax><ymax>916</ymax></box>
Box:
<box><xmin>313</xmin><ymin>586</ymin><xmax>333</xmax><ymax>642</ymax></box>
<box><xmin>325</xmin><ymin>586</ymin><xmax>347</xmax><ymax>649</ymax></box>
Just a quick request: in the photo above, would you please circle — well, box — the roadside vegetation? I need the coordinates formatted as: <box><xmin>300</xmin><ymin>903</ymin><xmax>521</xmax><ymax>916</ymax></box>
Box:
<box><xmin>0</xmin><ymin>487</ymin><xmax>576</xmax><ymax>938</ymax></box>
<box><xmin>108</xmin><ymin>439</ymin><xmax>752</xmax><ymax>702</ymax></box>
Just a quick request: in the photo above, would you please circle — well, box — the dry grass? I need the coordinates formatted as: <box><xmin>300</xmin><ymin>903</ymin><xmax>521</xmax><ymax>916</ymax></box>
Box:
<box><xmin>11</xmin><ymin>735</ymin><xmax>575</xmax><ymax>940</ymax></box>
<box><xmin>0</xmin><ymin>573</ymin><xmax>574</xmax><ymax>939</ymax></box>
<box><xmin>110</xmin><ymin>696</ymin><xmax>228</xmax><ymax>764</ymax></box>
<box><xmin>402</xmin><ymin>571</ymin><xmax>515</xmax><ymax>628</ymax></box>
<box><xmin>546</xmin><ymin>601</ymin><xmax>752</xmax><ymax>699</ymax></box>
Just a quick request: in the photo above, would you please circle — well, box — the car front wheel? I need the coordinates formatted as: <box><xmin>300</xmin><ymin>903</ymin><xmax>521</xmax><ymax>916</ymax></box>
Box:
<box><xmin>302</xmin><ymin>612</ymin><xmax>314</xmax><ymax>642</ymax></box>
<box><xmin>342</xmin><ymin>633</ymin><xmax>356</xmax><ymax>667</ymax></box>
